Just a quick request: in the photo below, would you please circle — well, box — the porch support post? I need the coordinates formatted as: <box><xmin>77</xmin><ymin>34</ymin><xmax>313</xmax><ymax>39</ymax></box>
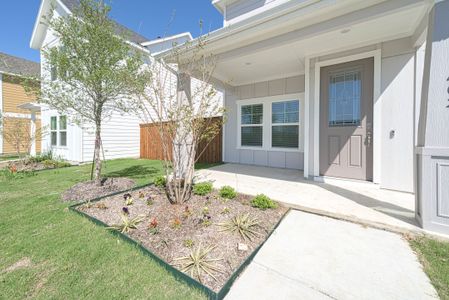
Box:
<box><xmin>304</xmin><ymin>57</ymin><xmax>310</xmax><ymax>179</ymax></box>
<box><xmin>415</xmin><ymin>0</ymin><xmax>449</xmax><ymax>235</ymax></box>
<box><xmin>30</xmin><ymin>112</ymin><xmax>36</xmax><ymax>156</ymax></box>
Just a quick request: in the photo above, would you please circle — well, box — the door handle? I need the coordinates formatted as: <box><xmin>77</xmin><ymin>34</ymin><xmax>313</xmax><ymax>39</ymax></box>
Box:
<box><xmin>366</xmin><ymin>131</ymin><xmax>372</xmax><ymax>147</ymax></box>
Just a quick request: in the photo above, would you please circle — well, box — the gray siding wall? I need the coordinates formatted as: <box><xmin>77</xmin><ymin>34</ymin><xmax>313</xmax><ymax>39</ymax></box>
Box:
<box><xmin>224</xmin><ymin>0</ymin><xmax>291</xmax><ymax>25</ymax></box>
<box><xmin>224</xmin><ymin>75</ymin><xmax>305</xmax><ymax>169</ymax></box>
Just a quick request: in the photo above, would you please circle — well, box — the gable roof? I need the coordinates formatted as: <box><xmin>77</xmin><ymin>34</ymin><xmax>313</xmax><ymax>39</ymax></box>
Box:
<box><xmin>31</xmin><ymin>0</ymin><xmax>149</xmax><ymax>49</ymax></box>
<box><xmin>59</xmin><ymin>0</ymin><xmax>149</xmax><ymax>45</ymax></box>
<box><xmin>0</xmin><ymin>52</ymin><xmax>40</xmax><ymax>77</ymax></box>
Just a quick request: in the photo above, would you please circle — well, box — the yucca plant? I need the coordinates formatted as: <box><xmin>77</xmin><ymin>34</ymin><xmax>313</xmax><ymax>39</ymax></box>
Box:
<box><xmin>217</xmin><ymin>213</ymin><xmax>261</xmax><ymax>241</ymax></box>
<box><xmin>174</xmin><ymin>244</ymin><xmax>223</xmax><ymax>282</ymax></box>
<box><xmin>109</xmin><ymin>213</ymin><xmax>145</xmax><ymax>233</ymax></box>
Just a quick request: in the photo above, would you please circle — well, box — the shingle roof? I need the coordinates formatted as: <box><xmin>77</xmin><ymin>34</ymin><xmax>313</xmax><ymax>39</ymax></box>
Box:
<box><xmin>0</xmin><ymin>52</ymin><xmax>40</xmax><ymax>77</ymax></box>
<box><xmin>60</xmin><ymin>0</ymin><xmax>149</xmax><ymax>45</ymax></box>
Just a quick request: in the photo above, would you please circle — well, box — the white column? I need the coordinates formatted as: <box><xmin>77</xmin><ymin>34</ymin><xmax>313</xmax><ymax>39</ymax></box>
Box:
<box><xmin>303</xmin><ymin>57</ymin><xmax>310</xmax><ymax>178</ymax></box>
<box><xmin>30</xmin><ymin>112</ymin><xmax>36</xmax><ymax>156</ymax></box>
<box><xmin>415</xmin><ymin>0</ymin><xmax>449</xmax><ymax>235</ymax></box>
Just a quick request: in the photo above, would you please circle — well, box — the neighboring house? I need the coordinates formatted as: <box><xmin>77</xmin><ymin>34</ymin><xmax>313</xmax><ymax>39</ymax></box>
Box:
<box><xmin>156</xmin><ymin>0</ymin><xmax>449</xmax><ymax>235</ymax></box>
<box><xmin>0</xmin><ymin>52</ymin><xmax>41</xmax><ymax>156</ymax></box>
<box><xmin>29</xmin><ymin>0</ymin><xmax>194</xmax><ymax>163</ymax></box>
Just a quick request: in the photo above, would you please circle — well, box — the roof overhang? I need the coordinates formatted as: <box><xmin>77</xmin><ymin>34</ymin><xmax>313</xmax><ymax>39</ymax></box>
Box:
<box><xmin>30</xmin><ymin>0</ymin><xmax>71</xmax><ymax>50</ymax></box>
<box><xmin>18</xmin><ymin>102</ymin><xmax>42</xmax><ymax>112</ymax></box>
<box><xmin>212</xmin><ymin>0</ymin><xmax>239</xmax><ymax>14</ymax></box>
<box><xmin>157</xmin><ymin>0</ymin><xmax>432</xmax><ymax>85</ymax></box>
<box><xmin>141</xmin><ymin>32</ymin><xmax>193</xmax><ymax>47</ymax></box>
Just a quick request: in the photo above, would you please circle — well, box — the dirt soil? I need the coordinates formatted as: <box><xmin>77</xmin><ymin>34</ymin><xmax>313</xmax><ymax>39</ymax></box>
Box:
<box><xmin>62</xmin><ymin>178</ymin><xmax>135</xmax><ymax>203</ymax></box>
<box><xmin>77</xmin><ymin>186</ymin><xmax>288</xmax><ymax>292</ymax></box>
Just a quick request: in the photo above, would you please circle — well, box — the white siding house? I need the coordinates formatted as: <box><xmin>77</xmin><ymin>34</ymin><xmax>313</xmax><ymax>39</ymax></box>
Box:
<box><xmin>30</xmin><ymin>0</ymin><xmax>194</xmax><ymax>163</ymax></box>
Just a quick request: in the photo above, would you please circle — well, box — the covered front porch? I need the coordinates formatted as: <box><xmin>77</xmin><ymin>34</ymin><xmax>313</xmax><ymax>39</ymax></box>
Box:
<box><xmin>196</xmin><ymin>163</ymin><xmax>419</xmax><ymax>233</ymax></box>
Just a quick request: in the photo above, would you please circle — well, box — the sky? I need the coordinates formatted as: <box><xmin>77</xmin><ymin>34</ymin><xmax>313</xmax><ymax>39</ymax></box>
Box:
<box><xmin>0</xmin><ymin>0</ymin><xmax>223</xmax><ymax>63</ymax></box>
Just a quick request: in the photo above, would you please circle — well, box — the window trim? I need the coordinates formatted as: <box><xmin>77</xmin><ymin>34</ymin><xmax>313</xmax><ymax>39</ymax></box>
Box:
<box><xmin>240</xmin><ymin>103</ymin><xmax>263</xmax><ymax>148</ymax></box>
<box><xmin>270</xmin><ymin>99</ymin><xmax>300</xmax><ymax>149</ymax></box>
<box><xmin>236</xmin><ymin>93</ymin><xmax>303</xmax><ymax>153</ymax></box>
<box><xmin>50</xmin><ymin>115</ymin><xmax>68</xmax><ymax>148</ymax></box>
<box><xmin>50</xmin><ymin>116</ymin><xmax>57</xmax><ymax>146</ymax></box>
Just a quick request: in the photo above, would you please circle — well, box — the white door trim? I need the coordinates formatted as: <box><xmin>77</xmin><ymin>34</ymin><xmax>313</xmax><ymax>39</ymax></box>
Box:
<box><xmin>312</xmin><ymin>49</ymin><xmax>382</xmax><ymax>184</ymax></box>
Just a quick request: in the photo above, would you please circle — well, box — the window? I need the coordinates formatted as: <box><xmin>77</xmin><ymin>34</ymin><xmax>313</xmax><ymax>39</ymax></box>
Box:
<box><xmin>50</xmin><ymin>116</ymin><xmax>57</xmax><ymax>146</ymax></box>
<box><xmin>240</xmin><ymin>104</ymin><xmax>263</xmax><ymax>147</ymax></box>
<box><xmin>59</xmin><ymin>116</ymin><xmax>67</xmax><ymax>146</ymax></box>
<box><xmin>271</xmin><ymin>100</ymin><xmax>299</xmax><ymax>148</ymax></box>
<box><xmin>51</xmin><ymin>65</ymin><xmax>57</xmax><ymax>81</ymax></box>
<box><xmin>328</xmin><ymin>70</ymin><xmax>361</xmax><ymax>126</ymax></box>
<box><xmin>50</xmin><ymin>116</ymin><xmax>67</xmax><ymax>147</ymax></box>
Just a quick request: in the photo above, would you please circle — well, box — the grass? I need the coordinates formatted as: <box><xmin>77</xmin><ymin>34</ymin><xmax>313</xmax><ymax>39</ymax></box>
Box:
<box><xmin>410</xmin><ymin>236</ymin><xmax>449</xmax><ymax>300</ymax></box>
<box><xmin>0</xmin><ymin>154</ymin><xmax>20</xmax><ymax>161</ymax></box>
<box><xmin>0</xmin><ymin>158</ymin><xmax>207</xmax><ymax>300</ymax></box>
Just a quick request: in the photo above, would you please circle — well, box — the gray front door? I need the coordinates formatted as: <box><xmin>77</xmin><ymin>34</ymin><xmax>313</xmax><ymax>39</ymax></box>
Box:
<box><xmin>319</xmin><ymin>58</ymin><xmax>374</xmax><ymax>181</ymax></box>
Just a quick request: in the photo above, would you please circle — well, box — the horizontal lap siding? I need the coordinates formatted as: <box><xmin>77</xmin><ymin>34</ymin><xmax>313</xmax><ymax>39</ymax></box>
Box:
<box><xmin>2</xmin><ymin>75</ymin><xmax>39</xmax><ymax>114</ymax></box>
<box><xmin>140</xmin><ymin>117</ymin><xmax>222</xmax><ymax>164</ymax></box>
<box><xmin>2</xmin><ymin>117</ymin><xmax>42</xmax><ymax>154</ymax></box>
<box><xmin>82</xmin><ymin>112</ymin><xmax>141</xmax><ymax>161</ymax></box>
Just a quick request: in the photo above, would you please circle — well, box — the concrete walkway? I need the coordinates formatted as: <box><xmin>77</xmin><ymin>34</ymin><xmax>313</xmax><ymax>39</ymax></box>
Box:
<box><xmin>196</xmin><ymin>164</ymin><xmax>419</xmax><ymax>234</ymax></box>
<box><xmin>225</xmin><ymin>210</ymin><xmax>438</xmax><ymax>300</ymax></box>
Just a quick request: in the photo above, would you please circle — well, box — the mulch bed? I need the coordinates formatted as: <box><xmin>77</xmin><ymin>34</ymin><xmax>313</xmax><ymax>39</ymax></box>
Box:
<box><xmin>77</xmin><ymin>185</ymin><xmax>288</xmax><ymax>292</ymax></box>
<box><xmin>62</xmin><ymin>178</ymin><xmax>135</xmax><ymax>203</ymax></box>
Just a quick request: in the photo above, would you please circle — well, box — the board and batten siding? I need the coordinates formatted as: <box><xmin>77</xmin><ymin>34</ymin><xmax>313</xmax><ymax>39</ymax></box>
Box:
<box><xmin>82</xmin><ymin>111</ymin><xmax>141</xmax><ymax>162</ymax></box>
<box><xmin>224</xmin><ymin>75</ymin><xmax>305</xmax><ymax>169</ymax></box>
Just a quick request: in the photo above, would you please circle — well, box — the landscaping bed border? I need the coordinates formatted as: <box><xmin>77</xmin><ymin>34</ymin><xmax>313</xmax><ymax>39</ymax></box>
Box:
<box><xmin>69</xmin><ymin>183</ymin><xmax>290</xmax><ymax>300</ymax></box>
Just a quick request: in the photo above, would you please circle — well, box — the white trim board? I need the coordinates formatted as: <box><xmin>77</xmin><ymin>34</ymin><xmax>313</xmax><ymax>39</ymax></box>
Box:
<box><xmin>312</xmin><ymin>49</ymin><xmax>382</xmax><ymax>184</ymax></box>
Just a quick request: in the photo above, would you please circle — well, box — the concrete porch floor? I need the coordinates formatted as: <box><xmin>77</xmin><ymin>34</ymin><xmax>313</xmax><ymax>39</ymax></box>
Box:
<box><xmin>195</xmin><ymin>163</ymin><xmax>420</xmax><ymax>234</ymax></box>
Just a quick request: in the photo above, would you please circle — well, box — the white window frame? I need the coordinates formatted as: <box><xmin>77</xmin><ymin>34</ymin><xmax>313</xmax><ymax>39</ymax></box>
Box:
<box><xmin>237</xmin><ymin>93</ymin><xmax>303</xmax><ymax>153</ymax></box>
<box><xmin>239</xmin><ymin>102</ymin><xmax>264</xmax><ymax>149</ymax></box>
<box><xmin>50</xmin><ymin>115</ymin><xmax>68</xmax><ymax>148</ymax></box>
<box><xmin>270</xmin><ymin>99</ymin><xmax>300</xmax><ymax>150</ymax></box>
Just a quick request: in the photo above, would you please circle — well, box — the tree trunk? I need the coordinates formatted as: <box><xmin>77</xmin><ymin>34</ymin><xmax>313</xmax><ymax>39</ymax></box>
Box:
<box><xmin>94</xmin><ymin>123</ymin><xmax>102</xmax><ymax>186</ymax></box>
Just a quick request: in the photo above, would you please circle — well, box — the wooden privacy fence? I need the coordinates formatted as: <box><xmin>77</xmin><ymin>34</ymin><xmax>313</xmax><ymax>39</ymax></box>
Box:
<box><xmin>140</xmin><ymin>117</ymin><xmax>223</xmax><ymax>164</ymax></box>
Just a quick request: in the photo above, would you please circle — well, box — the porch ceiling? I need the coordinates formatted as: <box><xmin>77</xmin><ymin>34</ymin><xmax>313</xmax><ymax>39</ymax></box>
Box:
<box><xmin>214</xmin><ymin>1</ymin><xmax>429</xmax><ymax>85</ymax></box>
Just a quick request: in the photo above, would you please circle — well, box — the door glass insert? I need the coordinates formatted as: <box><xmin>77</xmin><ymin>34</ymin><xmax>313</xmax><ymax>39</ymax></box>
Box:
<box><xmin>328</xmin><ymin>70</ymin><xmax>361</xmax><ymax>126</ymax></box>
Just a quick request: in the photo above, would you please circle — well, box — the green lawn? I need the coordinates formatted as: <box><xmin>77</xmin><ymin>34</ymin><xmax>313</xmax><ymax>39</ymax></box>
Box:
<box><xmin>0</xmin><ymin>154</ymin><xmax>19</xmax><ymax>161</ymax></box>
<box><xmin>0</xmin><ymin>158</ymin><xmax>206</xmax><ymax>300</ymax></box>
<box><xmin>410</xmin><ymin>237</ymin><xmax>449</xmax><ymax>300</ymax></box>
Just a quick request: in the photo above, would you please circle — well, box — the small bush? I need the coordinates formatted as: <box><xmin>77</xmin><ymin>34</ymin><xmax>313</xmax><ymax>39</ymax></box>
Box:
<box><xmin>251</xmin><ymin>194</ymin><xmax>277</xmax><ymax>210</ymax></box>
<box><xmin>219</xmin><ymin>186</ymin><xmax>237</xmax><ymax>199</ymax></box>
<box><xmin>154</xmin><ymin>175</ymin><xmax>166</xmax><ymax>188</ymax></box>
<box><xmin>192</xmin><ymin>182</ymin><xmax>213</xmax><ymax>196</ymax></box>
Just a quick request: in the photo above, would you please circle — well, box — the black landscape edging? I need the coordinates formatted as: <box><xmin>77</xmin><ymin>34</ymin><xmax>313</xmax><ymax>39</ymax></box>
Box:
<box><xmin>69</xmin><ymin>185</ymin><xmax>290</xmax><ymax>300</ymax></box>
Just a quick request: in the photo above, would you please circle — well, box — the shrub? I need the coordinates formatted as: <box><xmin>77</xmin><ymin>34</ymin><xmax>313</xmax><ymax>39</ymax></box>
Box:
<box><xmin>218</xmin><ymin>213</ymin><xmax>261</xmax><ymax>241</ymax></box>
<box><xmin>219</xmin><ymin>186</ymin><xmax>237</xmax><ymax>199</ymax></box>
<box><xmin>192</xmin><ymin>182</ymin><xmax>213</xmax><ymax>196</ymax></box>
<box><xmin>154</xmin><ymin>175</ymin><xmax>166</xmax><ymax>188</ymax></box>
<box><xmin>251</xmin><ymin>194</ymin><xmax>277</xmax><ymax>210</ymax></box>
<box><xmin>174</xmin><ymin>244</ymin><xmax>224</xmax><ymax>282</ymax></box>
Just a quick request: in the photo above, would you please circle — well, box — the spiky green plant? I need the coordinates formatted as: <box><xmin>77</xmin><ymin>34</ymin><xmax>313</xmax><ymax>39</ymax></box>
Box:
<box><xmin>217</xmin><ymin>213</ymin><xmax>261</xmax><ymax>241</ymax></box>
<box><xmin>109</xmin><ymin>214</ymin><xmax>145</xmax><ymax>233</ymax></box>
<box><xmin>174</xmin><ymin>244</ymin><xmax>223</xmax><ymax>282</ymax></box>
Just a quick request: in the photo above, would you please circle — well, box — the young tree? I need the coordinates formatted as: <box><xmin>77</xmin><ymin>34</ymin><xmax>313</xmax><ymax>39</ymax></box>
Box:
<box><xmin>139</xmin><ymin>36</ymin><xmax>225</xmax><ymax>204</ymax></box>
<box><xmin>40</xmin><ymin>0</ymin><xmax>147</xmax><ymax>185</ymax></box>
<box><xmin>1</xmin><ymin>118</ymin><xmax>46</xmax><ymax>157</ymax></box>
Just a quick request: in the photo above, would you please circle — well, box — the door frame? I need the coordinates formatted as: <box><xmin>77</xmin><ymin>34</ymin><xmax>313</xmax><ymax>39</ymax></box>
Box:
<box><xmin>312</xmin><ymin>49</ymin><xmax>382</xmax><ymax>184</ymax></box>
